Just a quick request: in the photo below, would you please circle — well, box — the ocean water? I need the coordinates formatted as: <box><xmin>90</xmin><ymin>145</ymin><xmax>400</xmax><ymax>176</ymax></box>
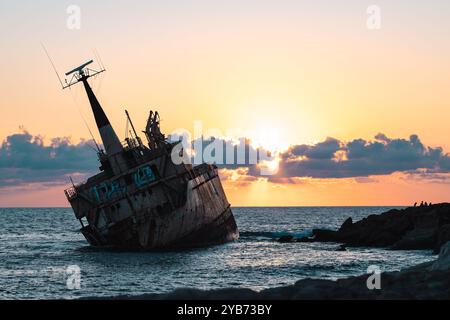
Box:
<box><xmin>0</xmin><ymin>207</ymin><xmax>436</xmax><ymax>299</ymax></box>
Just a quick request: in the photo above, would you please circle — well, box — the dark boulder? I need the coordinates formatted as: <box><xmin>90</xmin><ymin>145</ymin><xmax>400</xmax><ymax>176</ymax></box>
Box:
<box><xmin>435</xmin><ymin>224</ymin><xmax>450</xmax><ymax>254</ymax></box>
<box><xmin>312</xmin><ymin>229</ymin><xmax>340</xmax><ymax>242</ymax></box>
<box><xmin>311</xmin><ymin>203</ymin><xmax>450</xmax><ymax>252</ymax></box>
<box><xmin>278</xmin><ymin>235</ymin><xmax>294</xmax><ymax>243</ymax></box>
<box><xmin>391</xmin><ymin>227</ymin><xmax>437</xmax><ymax>250</ymax></box>
<box><xmin>339</xmin><ymin>217</ymin><xmax>353</xmax><ymax>232</ymax></box>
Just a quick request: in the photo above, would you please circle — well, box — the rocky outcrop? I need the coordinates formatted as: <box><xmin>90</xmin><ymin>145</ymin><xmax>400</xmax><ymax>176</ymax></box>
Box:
<box><xmin>277</xmin><ymin>235</ymin><xmax>295</xmax><ymax>243</ymax></box>
<box><xmin>431</xmin><ymin>241</ymin><xmax>450</xmax><ymax>271</ymax></box>
<box><xmin>104</xmin><ymin>241</ymin><xmax>450</xmax><ymax>300</ymax></box>
<box><xmin>436</xmin><ymin>224</ymin><xmax>450</xmax><ymax>254</ymax></box>
<box><xmin>307</xmin><ymin>203</ymin><xmax>450</xmax><ymax>253</ymax></box>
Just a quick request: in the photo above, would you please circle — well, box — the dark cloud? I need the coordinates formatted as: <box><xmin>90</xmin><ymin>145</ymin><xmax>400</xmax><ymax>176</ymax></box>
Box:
<box><xmin>169</xmin><ymin>135</ymin><xmax>273</xmax><ymax>170</ymax></box>
<box><xmin>0</xmin><ymin>131</ymin><xmax>99</xmax><ymax>187</ymax></box>
<box><xmin>1</xmin><ymin>131</ymin><xmax>449</xmax><ymax>189</ymax></box>
<box><xmin>275</xmin><ymin>134</ymin><xmax>450</xmax><ymax>179</ymax></box>
<box><xmin>285</xmin><ymin>137</ymin><xmax>341</xmax><ymax>160</ymax></box>
<box><xmin>186</xmin><ymin>134</ymin><xmax>450</xmax><ymax>180</ymax></box>
<box><xmin>374</xmin><ymin>133</ymin><xmax>391</xmax><ymax>144</ymax></box>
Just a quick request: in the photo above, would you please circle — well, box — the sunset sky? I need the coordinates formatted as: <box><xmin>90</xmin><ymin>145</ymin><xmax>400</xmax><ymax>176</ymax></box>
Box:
<box><xmin>1</xmin><ymin>0</ymin><xmax>450</xmax><ymax>206</ymax></box>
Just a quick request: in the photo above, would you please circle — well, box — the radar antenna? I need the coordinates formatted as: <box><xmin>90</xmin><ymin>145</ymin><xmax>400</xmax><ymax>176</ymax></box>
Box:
<box><xmin>61</xmin><ymin>59</ymin><xmax>123</xmax><ymax>156</ymax></box>
<box><xmin>63</xmin><ymin>60</ymin><xmax>105</xmax><ymax>89</ymax></box>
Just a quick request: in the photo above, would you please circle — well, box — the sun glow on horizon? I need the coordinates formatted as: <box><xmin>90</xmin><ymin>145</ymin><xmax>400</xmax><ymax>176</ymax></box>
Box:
<box><xmin>236</xmin><ymin>99</ymin><xmax>297</xmax><ymax>153</ymax></box>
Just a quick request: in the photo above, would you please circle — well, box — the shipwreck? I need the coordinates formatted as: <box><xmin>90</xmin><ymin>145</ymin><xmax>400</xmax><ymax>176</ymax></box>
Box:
<box><xmin>62</xmin><ymin>60</ymin><xmax>239</xmax><ymax>249</ymax></box>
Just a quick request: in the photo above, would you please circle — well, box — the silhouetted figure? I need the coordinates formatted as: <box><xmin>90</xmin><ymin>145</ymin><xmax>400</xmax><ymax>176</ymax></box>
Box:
<box><xmin>430</xmin><ymin>202</ymin><xmax>433</xmax><ymax>206</ymax></box>
<box><xmin>424</xmin><ymin>202</ymin><xmax>428</xmax><ymax>207</ymax></box>
<box><xmin>420</xmin><ymin>201</ymin><xmax>424</xmax><ymax>207</ymax></box>
<box><xmin>414</xmin><ymin>202</ymin><xmax>417</xmax><ymax>207</ymax></box>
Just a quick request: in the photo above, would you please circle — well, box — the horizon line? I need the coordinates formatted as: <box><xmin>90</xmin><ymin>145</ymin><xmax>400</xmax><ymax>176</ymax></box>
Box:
<box><xmin>0</xmin><ymin>204</ymin><xmax>417</xmax><ymax>209</ymax></box>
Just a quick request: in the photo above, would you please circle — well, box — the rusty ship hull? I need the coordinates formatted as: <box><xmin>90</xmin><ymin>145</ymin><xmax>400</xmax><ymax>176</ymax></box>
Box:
<box><xmin>66</xmin><ymin>162</ymin><xmax>239</xmax><ymax>249</ymax></box>
<box><xmin>62</xmin><ymin>60</ymin><xmax>239</xmax><ymax>250</ymax></box>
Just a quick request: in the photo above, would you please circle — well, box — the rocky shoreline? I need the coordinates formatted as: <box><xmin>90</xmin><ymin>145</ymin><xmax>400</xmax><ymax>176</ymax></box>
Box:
<box><xmin>288</xmin><ymin>203</ymin><xmax>450</xmax><ymax>254</ymax></box>
<box><xmin>98</xmin><ymin>204</ymin><xmax>450</xmax><ymax>300</ymax></box>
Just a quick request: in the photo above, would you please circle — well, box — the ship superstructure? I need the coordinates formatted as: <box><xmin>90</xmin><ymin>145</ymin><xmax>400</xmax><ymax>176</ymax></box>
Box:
<box><xmin>63</xmin><ymin>61</ymin><xmax>239</xmax><ymax>249</ymax></box>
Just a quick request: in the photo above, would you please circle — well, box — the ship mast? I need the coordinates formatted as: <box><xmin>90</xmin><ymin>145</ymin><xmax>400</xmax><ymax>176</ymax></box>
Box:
<box><xmin>63</xmin><ymin>60</ymin><xmax>123</xmax><ymax>156</ymax></box>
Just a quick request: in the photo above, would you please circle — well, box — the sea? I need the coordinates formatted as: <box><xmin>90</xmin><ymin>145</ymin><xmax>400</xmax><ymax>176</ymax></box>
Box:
<box><xmin>0</xmin><ymin>207</ymin><xmax>436</xmax><ymax>299</ymax></box>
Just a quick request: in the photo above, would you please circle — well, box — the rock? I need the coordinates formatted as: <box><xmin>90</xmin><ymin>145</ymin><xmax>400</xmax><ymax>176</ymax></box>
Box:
<box><xmin>291</xmin><ymin>278</ymin><xmax>341</xmax><ymax>300</ymax></box>
<box><xmin>311</xmin><ymin>203</ymin><xmax>450</xmax><ymax>252</ymax></box>
<box><xmin>339</xmin><ymin>217</ymin><xmax>353</xmax><ymax>231</ymax></box>
<box><xmin>259</xmin><ymin>285</ymin><xmax>297</xmax><ymax>299</ymax></box>
<box><xmin>431</xmin><ymin>241</ymin><xmax>450</xmax><ymax>271</ymax></box>
<box><xmin>391</xmin><ymin>227</ymin><xmax>436</xmax><ymax>250</ymax></box>
<box><xmin>164</xmin><ymin>288</ymin><xmax>260</xmax><ymax>300</ymax></box>
<box><xmin>312</xmin><ymin>229</ymin><xmax>340</xmax><ymax>242</ymax></box>
<box><xmin>278</xmin><ymin>235</ymin><xmax>294</xmax><ymax>243</ymax></box>
<box><xmin>102</xmin><ymin>288</ymin><xmax>261</xmax><ymax>300</ymax></box>
<box><xmin>336</xmin><ymin>244</ymin><xmax>347</xmax><ymax>251</ymax></box>
<box><xmin>435</xmin><ymin>224</ymin><xmax>450</xmax><ymax>254</ymax></box>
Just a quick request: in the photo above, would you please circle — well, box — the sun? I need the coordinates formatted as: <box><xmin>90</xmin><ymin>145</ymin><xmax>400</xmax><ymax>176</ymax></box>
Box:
<box><xmin>233</xmin><ymin>98</ymin><xmax>296</xmax><ymax>152</ymax></box>
<box><xmin>247</xmin><ymin>120</ymin><xmax>290</xmax><ymax>152</ymax></box>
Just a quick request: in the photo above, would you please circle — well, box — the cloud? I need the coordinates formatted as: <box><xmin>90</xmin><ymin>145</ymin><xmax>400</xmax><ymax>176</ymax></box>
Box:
<box><xmin>274</xmin><ymin>134</ymin><xmax>450</xmax><ymax>179</ymax></box>
<box><xmin>176</xmin><ymin>133</ymin><xmax>450</xmax><ymax>181</ymax></box>
<box><xmin>402</xmin><ymin>171</ymin><xmax>450</xmax><ymax>184</ymax></box>
<box><xmin>284</xmin><ymin>137</ymin><xmax>342</xmax><ymax>160</ymax></box>
<box><xmin>0</xmin><ymin>131</ymin><xmax>99</xmax><ymax>188</ymax></box>
<box><xmin>219</xmin><ymin>167</ymin><xmax>259</xmax><ymax>188</ymax></box>
<box><xmin>169</xmin><ymin>134</ymin><xmax>273</xmax><ymax>170</ymax></box>
<box><xmin>1</xmin><ymin>130</ymin><xmax>449</xmax><ymax>190</ymax></box>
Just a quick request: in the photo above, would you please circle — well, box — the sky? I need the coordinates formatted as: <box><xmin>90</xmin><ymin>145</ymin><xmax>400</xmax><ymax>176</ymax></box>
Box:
<box><xmin>1</xmin><ymin>0</ymin><xmax>450</xmax><ymax>206</ymax></box>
